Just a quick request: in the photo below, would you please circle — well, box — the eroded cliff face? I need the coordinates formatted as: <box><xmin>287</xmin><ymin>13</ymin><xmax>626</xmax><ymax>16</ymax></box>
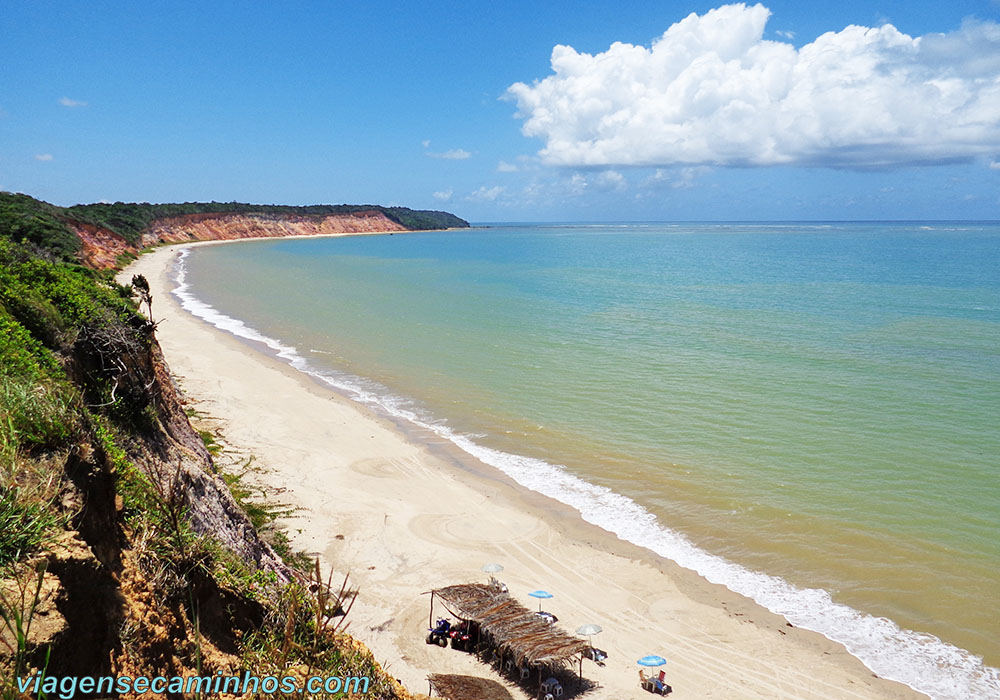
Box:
<box><xmin>71</xmin><ymin>211</ymin><xmax>407</xmax><ymax>269</ymax></box>
<box><xmin>72</xmin><ymin>220</ymin><xmax>133</xmax><ymax>269</ymax></box>
<box><xmin>141</xmin><ymin>210</ymin><xmax>406</xmax><ymax>245</ymax></box>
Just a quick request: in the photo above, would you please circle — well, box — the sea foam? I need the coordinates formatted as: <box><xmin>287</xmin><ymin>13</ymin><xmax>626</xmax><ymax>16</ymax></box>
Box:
<box><xmin>172</xmin><ymin>248</ymin><xmax>1000</xmax><ymax>700</ymax></box>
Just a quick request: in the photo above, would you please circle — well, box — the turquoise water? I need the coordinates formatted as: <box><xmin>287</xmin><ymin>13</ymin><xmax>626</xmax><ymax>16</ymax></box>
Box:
<box><xmin>177</xmin><ymin>223</ymin><xmax>1000</xmax><ymax>699</ymax></box>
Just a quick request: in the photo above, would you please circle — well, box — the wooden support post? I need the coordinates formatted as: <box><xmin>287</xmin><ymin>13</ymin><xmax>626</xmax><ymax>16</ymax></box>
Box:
<box><xmin>428</xmin><ymin>591</ymin><xmax>434</xmax><ymax>629</ymax></box>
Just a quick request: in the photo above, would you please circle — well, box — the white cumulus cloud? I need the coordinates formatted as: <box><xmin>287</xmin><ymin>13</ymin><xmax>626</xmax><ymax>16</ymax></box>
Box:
<box><xmin>432</xmin><ymin>188</ymin><xmax>453</xmax><ymax>201</ymax></box>
<box><xmin>59</xmin><ymin>97</ymin><xmax>87</xmax><ymax>107</ymax></box>
<box><xmin>506</xmin><ymin>3</ymin><xmax>1000</xmax><ymax>169</ymax></box>
<box><xmin>34</xmin><ymin>154</ymin><xmax>53</xmax><ymax>161</ymax></box>
<box><xmin>497</xmin><ymin>160</ymin><xmax>519</xmax><ymax>172</ymax></box>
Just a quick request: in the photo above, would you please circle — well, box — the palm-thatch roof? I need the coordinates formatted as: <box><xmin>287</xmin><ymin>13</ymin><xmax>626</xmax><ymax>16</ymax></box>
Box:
<box><xmin>427</xmin><ymin>674</ymin><xmax>515</xmax><ymax>700</ymax></box>
<box><xmin>431</xmin><ymin>582</ymin><xmax>589</xmax><ymax>667</ymax></box>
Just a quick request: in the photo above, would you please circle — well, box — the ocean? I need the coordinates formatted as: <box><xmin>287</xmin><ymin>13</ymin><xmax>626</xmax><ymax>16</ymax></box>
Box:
<box><xmin>173</xmin><ymin>222</ymin><xmax>1000</xmax><ymax>700</ymax></box>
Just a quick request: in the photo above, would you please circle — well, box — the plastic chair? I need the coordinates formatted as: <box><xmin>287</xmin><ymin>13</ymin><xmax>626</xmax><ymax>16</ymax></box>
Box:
<box><xmin>541</xmin><ymin>677</ymin><xmax>563</xmax><ymax>697</ymax></box>
<box><xmin>639</xmin><ymin>670</ymin><xmax>655</xmax><ymax>693</ymax></box>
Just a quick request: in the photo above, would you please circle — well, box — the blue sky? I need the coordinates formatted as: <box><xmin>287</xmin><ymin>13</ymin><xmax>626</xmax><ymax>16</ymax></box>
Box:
<box><xmin>1</xmin><ymin>1</ymin><xmax>998</xmax><ymax>221</ymax></box>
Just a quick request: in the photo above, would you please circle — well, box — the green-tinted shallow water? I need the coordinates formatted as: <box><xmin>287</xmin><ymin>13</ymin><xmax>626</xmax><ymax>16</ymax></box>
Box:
<box><xmin>178</xmin><ymin>223</ymin><xmax>1000</xmax><ymax>699</ymax></box>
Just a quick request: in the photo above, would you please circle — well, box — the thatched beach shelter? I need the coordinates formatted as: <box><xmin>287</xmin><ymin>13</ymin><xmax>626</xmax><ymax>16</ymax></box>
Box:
<box><xmin>428</xmin><ymin>582</ymin><xmax>590</xmax><ymax>672</ymax></box>
<box><xmin>427</xmin><ymin>674</ymin><xmax>515</xmax><ymax>700</ymax></box>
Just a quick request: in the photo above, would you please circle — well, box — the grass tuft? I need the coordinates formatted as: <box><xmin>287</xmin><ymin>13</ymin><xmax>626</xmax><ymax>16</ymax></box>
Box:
<box><xmin>0</xmin><ymin>490</ymin><xmax>61</xmax><ymax>570</ymax></box>
<box><xmin>0</xmin><ymin>563</ymin><xmax>51</xmax><ymax>699</ymax></box>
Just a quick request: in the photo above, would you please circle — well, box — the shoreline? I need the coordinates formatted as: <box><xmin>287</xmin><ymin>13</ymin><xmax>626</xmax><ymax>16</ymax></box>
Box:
<box><xmin>121</xmin><ymin>238</ymin><xmax>929</xmax><ymax>700</ymax></box>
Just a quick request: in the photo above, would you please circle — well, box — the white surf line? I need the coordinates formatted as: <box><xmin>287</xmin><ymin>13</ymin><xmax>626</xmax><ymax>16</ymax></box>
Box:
<box><xmin>169</xmin><ymin>245</ymin><xmax>1000</xmax><ymax>700</ymax></box>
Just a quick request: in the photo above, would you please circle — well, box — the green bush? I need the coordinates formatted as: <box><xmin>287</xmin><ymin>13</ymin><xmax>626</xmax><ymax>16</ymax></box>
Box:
<box><xmin>0</xmin><ymin>375</ymin><xmax>76</xmax><ymax>457</ymax></box>
<box><xmin>0</xmin><ymin>192</ymin><xmax>80</xmax><ymax>261</ymax></box>
<box><xmin>0</xmin><ymin>311</ymin><xmax>57</xmax><ymax>380</ymax></box>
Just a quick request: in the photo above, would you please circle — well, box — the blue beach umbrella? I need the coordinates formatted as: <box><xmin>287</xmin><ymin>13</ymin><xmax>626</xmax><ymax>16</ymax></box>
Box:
<box><xmin>528</xmin><ymin>589</ymin><xmax>553</xmax><ymax>610</ymax></box>
<box><xmin>637</xmin><ymin>655</ymin><xmax>667</xmax><ymax>667</ymax></box>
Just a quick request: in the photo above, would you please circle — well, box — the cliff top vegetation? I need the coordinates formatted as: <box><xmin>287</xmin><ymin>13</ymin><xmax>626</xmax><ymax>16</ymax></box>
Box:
<box><xmin>1</xmin><ymin>191</ymin><xmax>469</xmax><ymax>252</ymax></box>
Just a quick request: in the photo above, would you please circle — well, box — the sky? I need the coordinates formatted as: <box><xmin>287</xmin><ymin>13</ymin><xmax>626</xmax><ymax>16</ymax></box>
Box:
<box><xmin>1</xmin><ymin>0</ymin><xmax>999</xmax><ymax>222</ymax></box>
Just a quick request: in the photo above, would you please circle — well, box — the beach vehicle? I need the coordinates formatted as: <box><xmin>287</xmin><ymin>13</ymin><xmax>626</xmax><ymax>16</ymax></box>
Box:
<box><xmin>426</xmin><ymin>618</ymin><xmax>451</xmax><ymax>647</ymax></box>
<box><xmin>448</xmin><ymin>620</ymin><xmax>472</xmax><ymax>650</ymax></box>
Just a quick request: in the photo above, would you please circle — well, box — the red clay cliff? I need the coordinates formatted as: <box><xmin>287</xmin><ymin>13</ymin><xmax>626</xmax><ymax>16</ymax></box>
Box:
<box><xmin>71</xmin><ymin>210</ymin><xmax>407</xmax><ymax>269</ymax></box>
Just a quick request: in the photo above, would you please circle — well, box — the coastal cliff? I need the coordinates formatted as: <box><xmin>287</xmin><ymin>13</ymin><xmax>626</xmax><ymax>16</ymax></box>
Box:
<box><xmin>143</xmin><ymin>210</ymin><xmax>407</xmax><ymax>244</ymax></box>
<box><xmin>0</xmin><ymin>193</ymin><xmax>469</xmax><ymax>268</ymax></box>
<box><xmin>73</xmin><ymin>210</ymin><xmax>413</xmax><ymax>268</ymax></box>
<box><xmin>67</xmin><ymin>203</ymin><xmax>467</xmax><ymax>269</ymax></box>
<box><xmin>0</xmin><ymin>192</ymin><xmax>443</xmax><ymax>697</ymax></box>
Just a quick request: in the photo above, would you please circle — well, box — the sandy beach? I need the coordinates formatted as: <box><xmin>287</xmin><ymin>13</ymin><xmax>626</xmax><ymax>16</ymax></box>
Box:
<box><xmin>121</xmin><ymin>240</ymin><xmax>928</xmax><ymax>700</ymax></box>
